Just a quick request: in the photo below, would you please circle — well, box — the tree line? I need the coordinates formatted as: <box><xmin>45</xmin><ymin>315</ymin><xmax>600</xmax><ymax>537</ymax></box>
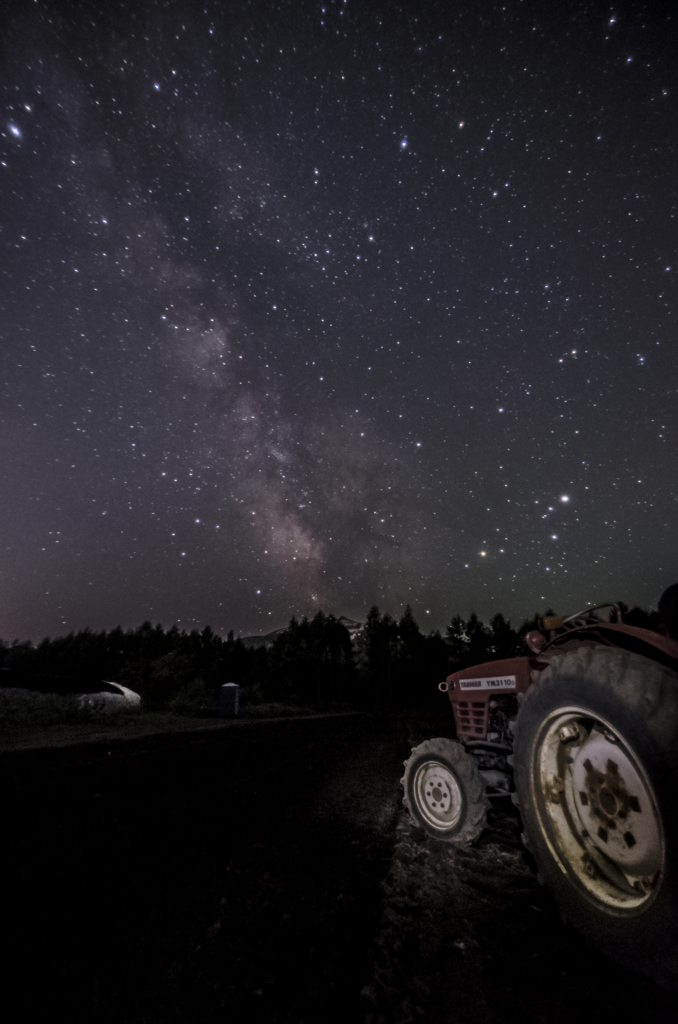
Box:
<box><xmin>0</xmin><ymin>602</ymin><xmax>660</xmax><ymax>713</ymax></box>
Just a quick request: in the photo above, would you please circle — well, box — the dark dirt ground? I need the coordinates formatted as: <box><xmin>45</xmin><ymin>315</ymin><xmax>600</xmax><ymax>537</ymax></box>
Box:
<box><xmin>3</xmin><ymin>711</ymin><xmax>678</xmax><ymax>1023</ymax></box>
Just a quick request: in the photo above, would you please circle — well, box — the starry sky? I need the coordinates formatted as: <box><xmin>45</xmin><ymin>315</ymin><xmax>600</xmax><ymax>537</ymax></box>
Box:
<box><xmin>2</xmin><ymin>0</ymin><xmax>677</xmax><ymax>641</ymax></box>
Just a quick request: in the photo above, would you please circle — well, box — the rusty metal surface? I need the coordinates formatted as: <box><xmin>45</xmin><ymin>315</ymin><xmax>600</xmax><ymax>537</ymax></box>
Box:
<box><xmin>444</xmin><ymin>658</ymin><xmax>535</xmax><ymax>741</ymax></box>
<box><xmin>544</xmin><ymin>623</ymin><xmax>678</xmax><ymax>665</ymax></box>
<box><xmin>442</xmin><ymin>625</ymin><xmax>678</xmax><ymax>743</ymax></box>
<box><xmin>447</xmin><ymin>657</ymin><xmax>534</xmax><ymax>696</ymax></box>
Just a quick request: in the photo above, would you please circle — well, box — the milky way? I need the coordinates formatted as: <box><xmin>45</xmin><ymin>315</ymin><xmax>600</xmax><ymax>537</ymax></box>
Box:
<box><xmin>1</xmin><ymin>1</ymin><xmax>677</xmax><ymax>640</ymax></box>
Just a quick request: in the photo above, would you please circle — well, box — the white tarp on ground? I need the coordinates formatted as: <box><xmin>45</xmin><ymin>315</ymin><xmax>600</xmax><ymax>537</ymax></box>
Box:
<box><xmin>0</xmin><ymin>681</ymin><xmax>141</xmax><ymax>714</ymax></box>
<box><xmin>77</xmin><ymin>683</ymin><xmax>141</xmax><ymax>713</ymax></box>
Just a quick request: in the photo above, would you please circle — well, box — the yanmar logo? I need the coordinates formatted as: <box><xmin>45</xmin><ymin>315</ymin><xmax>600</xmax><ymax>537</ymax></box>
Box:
<box><xmin>459</xmin><ymin>675</ymin><xmax>517</xmax><ymax>691</ymax></box>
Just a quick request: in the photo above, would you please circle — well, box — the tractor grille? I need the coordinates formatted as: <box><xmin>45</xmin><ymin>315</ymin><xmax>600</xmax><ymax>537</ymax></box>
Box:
<box><xmin>454</xmin><ymin>700</ymin><xmax>488</xmax><ymax>738</ymax></box>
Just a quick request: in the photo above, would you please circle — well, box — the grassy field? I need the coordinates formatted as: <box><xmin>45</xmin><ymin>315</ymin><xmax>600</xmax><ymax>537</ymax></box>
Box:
<box><xmin>0</xmin><ymin>689</ymin><xmax>328</xmax><ymax>753</ymax></box>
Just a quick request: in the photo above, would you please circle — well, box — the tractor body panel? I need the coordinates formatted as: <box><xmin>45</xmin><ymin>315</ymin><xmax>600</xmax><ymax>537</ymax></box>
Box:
<box><xmin>443</xmin><ymin>657</ymin><xmax>536</xmax><ymax>743</ymax></box>
<box><xmin>543</xmin><ymin>621</ymin><xmax>678</xmax><ymax>666</ymax></box>
<box><xmin>441</xmin><ymin>625</ymin><xmax>678</xmax><ymax>744</ymax></box>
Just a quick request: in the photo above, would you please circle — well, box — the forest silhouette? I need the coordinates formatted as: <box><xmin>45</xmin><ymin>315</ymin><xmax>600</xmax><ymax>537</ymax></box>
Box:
<box><xmin>0</xmin><ymin>603</ymin><xmax>660</xmax><ymax>713</ymax></box>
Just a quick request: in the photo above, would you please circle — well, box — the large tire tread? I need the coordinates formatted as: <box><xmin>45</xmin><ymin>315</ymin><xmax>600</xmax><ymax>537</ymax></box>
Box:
<box><xmin>512</xmin><ymin>645</ymin><xmax>678</xmax><ymax>990</ymax></box>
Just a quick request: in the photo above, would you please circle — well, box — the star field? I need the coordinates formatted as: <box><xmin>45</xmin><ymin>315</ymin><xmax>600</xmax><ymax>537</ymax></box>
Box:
<box><xmin>1</xmin><ymin>0</ymin><xmax>677</xmax><ymax>640</ymax></box>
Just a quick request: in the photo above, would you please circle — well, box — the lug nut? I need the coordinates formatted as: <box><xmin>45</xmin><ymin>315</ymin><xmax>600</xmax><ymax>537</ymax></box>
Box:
<box><xmin>582</xmin><ymin>853</ymin><xmax>598</xmax><ymax>879</ymax></box>
<box><xmin>548</xmin><ymin>775</ymin><xmax>564</xmax><ymax>803</ymax></box>
<box><xmin>558</xmin><ymin>723</ymin><xmax>580</xmax><ymax>743</ymax></box>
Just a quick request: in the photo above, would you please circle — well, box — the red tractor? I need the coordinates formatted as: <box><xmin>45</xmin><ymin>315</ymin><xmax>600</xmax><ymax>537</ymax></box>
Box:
<box><xmin>401</xmin><ymin>597</ymin><xmax>678</xmax><ymax>990</ymax></box>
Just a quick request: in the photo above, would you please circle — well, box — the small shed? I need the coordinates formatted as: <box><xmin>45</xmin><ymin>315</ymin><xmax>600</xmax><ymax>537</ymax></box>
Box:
<box><xmin>218</xmin><ymin>682</ymin><xmax>239</xmax><ymax>717</ymax></box>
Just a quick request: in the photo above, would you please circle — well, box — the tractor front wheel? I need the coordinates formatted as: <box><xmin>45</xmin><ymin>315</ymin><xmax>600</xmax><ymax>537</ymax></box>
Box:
<box><xmin>401</xmin><ymin>738</ymin><xmax>490</xmax><ymax>844</ymax></box>
<box><xmin>513</xmin><ymin>646</ymin><xmax>678</xmax><ymax>990</ymax></box>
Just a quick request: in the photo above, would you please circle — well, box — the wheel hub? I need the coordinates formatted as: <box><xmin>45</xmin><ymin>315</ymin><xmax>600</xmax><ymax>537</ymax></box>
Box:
<box><xmin>424</xmin><ymin>770</ymin><xmax>453</xmax><ymax>812</ymax></box>
<box><xmin>570</xmin><ymin>729</ymin><xmax>662</xmax><ymax>877</ymax></box>
<box><xmin>535</xmin><ymin>708</ymin><xmax>665</xmax><ymax>909</ymax></box>
<box><xmin>413</xmin><ymin>761</ymin><xmax>463</xmax><ymax>830</ymax></box>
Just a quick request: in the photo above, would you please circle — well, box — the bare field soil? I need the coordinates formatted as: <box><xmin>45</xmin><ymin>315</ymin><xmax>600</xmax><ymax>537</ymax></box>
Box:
<box><xmin>367</xmin><ymin>809</ymin><xmax>678</xmax><ymax>1024</ymax></box>
<box><xmin>3</xmin><ymin>711</ymin><xmax>677</xmax><ymax>1023</ymax></box>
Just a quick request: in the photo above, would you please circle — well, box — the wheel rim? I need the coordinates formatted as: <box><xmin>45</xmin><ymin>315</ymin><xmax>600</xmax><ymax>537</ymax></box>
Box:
<box><xmin>412</xmin><ymin>759</ymin><xmax>464</xmax><ymax>832</ymax></box>
<box><xmin>530</xmin><ymin>705</ymin><xmax>665</xmax><ymax>910</ymax></box>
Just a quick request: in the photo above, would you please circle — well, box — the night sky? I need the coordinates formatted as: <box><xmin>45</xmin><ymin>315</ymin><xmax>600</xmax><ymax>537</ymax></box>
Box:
<box><xmin>2</xmin><ymin>0</ymin><xmax>677</xmax><ymax>642</ymax></box>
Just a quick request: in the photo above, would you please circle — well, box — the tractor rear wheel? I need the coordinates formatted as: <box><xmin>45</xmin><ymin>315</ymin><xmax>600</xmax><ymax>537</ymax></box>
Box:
<box><xmin>513</xmin><ymin>646</ymin><xmax>678</xmax><ymax>990</ymax></box>
<box><xmin>401</xmin><ymin>738</ymin><xmax>490</xmax><ymax>844</ymax></box>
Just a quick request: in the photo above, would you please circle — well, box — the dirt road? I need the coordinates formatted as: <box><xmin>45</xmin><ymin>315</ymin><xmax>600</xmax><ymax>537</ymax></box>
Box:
<box><xmin>3</xmin><ymin>711</ymin><xmax>677</xmax><ymax>1023</ymax></box>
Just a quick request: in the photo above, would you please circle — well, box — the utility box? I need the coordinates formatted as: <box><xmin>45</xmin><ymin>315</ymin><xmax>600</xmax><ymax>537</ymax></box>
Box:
<box><xmin>219</xmin><ymin>682</ymin><xmax>239</xmax><ymax>717</ymax></box>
